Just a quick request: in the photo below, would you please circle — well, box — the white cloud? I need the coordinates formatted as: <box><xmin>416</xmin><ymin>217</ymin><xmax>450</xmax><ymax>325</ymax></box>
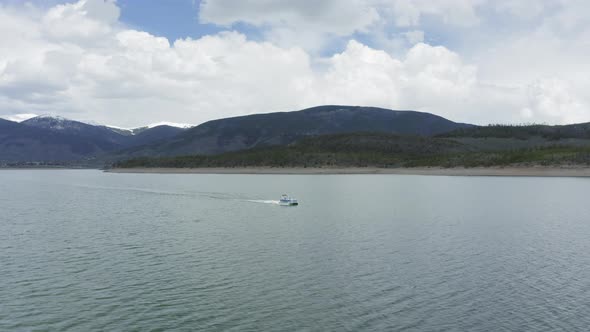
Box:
<box><xmin>42</xmin><ymin>0</ymin><xmax>120</xmax><ymax>42</ymax></box>
<box><xmin>0</xmin><ymin>0</ymin><xmax>589</xmax><ymax>127</ymax></box>
<box><xmin>494</xmin><ymin>0</ymin><xmax>548</xmax><ymax>19</ymax></box>
<box><xmin>402</xmin><ymin>30</ymin><xmax>424</xmax><ymax>44</ymax></box>
<box><xmin>522</xmin><ymin>79</ymin><xmax>588</xmax><ymax>124</ymax></box>
<box><xmin>199</xmin><ymin>0</ymin><xmax>486</xmax><ymax>50</ymax></box>
<box><xmin>199</xmin><ymin>0</ymin><xmax>486</xmax><ymax>31</ymax></box>
<box><xmin>307</xmin><ymin>41</ymin><xmax>481</xmax><ymax>122</ymax></box>
<box><xmin>382</xmin><ymin>0</ymin><xmax>483</xmax><ymax>27</ymax></box>
<box><xmin>199</xmin><ymin>0</ymin><xmax>379</xmax><ymax>35</ymax></box>
<box><xmin>199</xmin><ymin>0</ymin><xmax>379</xmax><ymax>51</ymax></box>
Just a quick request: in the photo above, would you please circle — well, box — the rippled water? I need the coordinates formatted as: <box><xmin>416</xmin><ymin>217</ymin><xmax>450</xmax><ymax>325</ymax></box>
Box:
<box><xmin>2</xmin><ymin>170</ymin><xmax>590</xmax><ymax>331</ymax></box>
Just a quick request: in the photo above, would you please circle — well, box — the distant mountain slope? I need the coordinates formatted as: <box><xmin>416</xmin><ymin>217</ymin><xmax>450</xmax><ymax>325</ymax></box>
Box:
<box><xmin>106</xmin><ymin>122</ymin><xmax>193</xmax><ymax>136</ymax></box>
<box><xmin>0</xmin><ymin>117</ymin><xmax>187</xmax><ymax>162</ymax></box>
<box><xmin>129</xmin><ymin>125</ymin><xmax>186</xmax><ymax>146</ymax></box>
<box><xmin>121</xmin><ymin>105</ymin><xmax>473</xmax><ymax>157</ymax></box>
<box><xmin>23</xmin><ymin>116</ymin><xmax>127</xmax><ymax>145</ymax></box>
<box><xmin>115</xmin><ymin>131</ymin><xmax>590</xmax><ymax>169</ymax></box>
<box><xmin>115</xmin><ymin>132</ymin><xmax>471</xmax><ymax>168</ymax></box>
<box><xmin>0</xmin><ymin>118</ymin><xmax>120</xmax><ymax>162</ymax></box>
<box><xmin>440</xmin><ymin>123</ymin><xmax>590</xmax><ymax>140</ymax></box>
<box><xmin>0</xmin><ymin>118</ymin><xmax>20</xmax><ymax>129</ymax></box>
<box><xmin>22</xmin><ymin>116</ymin><xmax>186</xmax><ymax>145</ymax></box>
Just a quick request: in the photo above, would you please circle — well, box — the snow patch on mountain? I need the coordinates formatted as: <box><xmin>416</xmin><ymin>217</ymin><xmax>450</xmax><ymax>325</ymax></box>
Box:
<box><xmin>0</xmin><ymin>113</ymin><xmax>39</xmax><ymax>122</ymax></box>
<box><xmin>22</xmin><ymin>115</ymin><xmax>86</xmax><ymax>131</ymax></box>
<box><xmin>146</xmin><ymin>122</ymin><xmax>194</xmax><ymax>129</ymax></box>
<box><xmin>2</xmin><ymin>113</ymin><xmax>193</xmax><ymax>134</ymax></box>
<box><xmin>105</xmin><ymin>122</ymin><xmax>193</xmax><ymax>135</ymax></box>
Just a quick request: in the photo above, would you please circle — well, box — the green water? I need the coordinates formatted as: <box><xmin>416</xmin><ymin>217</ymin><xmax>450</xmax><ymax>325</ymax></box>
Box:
<box><xmin>2</xmin><ymin>170</ymin><xmax>590</xmax><ymax>331</ymax></box>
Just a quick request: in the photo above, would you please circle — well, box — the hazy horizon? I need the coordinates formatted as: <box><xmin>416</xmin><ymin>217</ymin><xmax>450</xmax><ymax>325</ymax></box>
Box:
<box><xmin>2</xmin><ymin>104</ymin><xmax>588</xmax><ymax>130</ymax></box>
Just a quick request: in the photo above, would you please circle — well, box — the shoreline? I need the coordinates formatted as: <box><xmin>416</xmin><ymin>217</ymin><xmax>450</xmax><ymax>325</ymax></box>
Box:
<box><xmin>106</xmin><ymin>166</ymin><xmax>590</xmax><ymax>177</ymax></box>
<box><xmin>0</xmin><ymin>167</ymin><xmax>93</xmax><ymax>170</ymax></box>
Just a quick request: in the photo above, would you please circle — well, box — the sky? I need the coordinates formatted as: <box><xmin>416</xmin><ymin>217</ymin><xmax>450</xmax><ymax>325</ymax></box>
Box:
<box><xmin>0</xmin><ymin>0</ymin><xmax>588</xmax><ymax>127</ymax></box>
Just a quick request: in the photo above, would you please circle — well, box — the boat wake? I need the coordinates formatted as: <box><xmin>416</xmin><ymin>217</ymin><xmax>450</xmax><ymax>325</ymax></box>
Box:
<box><xmin>74</xmin><ymin>184</ymin><xmax>193</xmax><ymax>197</ymax></box>
<box><xmin>245</xmin><ymin>200</ymin><xmax>280</xmax><ymax>205</ymax></box>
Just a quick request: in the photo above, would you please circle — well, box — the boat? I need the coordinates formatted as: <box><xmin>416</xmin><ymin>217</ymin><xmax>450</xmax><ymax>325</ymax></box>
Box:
<box><xmin>279</xmin><ymin>194</ymin><xmax>299</xmax><ymax>206</ymax></box>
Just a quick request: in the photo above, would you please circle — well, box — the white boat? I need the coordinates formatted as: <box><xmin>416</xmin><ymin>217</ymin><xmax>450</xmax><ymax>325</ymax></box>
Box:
<box><xmin>279</xmin><ymin>194</ymin><xmax>299</xmax><ymax>206</ymax></box>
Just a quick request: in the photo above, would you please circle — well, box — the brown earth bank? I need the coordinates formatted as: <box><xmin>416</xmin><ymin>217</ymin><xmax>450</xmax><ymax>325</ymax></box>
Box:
<box><xmin>106</xmin><ymin>166</ymin><xmax>590</xmax><ymax>177</ymax></box>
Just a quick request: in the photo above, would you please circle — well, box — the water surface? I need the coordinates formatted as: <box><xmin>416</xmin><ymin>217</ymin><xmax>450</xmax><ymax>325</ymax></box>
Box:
<box><xmin>1</xmin><ymin>170</ymin><xmax>590</xmax><ymax>331</ymax></box>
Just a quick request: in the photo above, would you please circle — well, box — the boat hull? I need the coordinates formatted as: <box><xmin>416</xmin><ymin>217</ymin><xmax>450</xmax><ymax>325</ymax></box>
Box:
<box><xmin>279</xmin><ymin>195</ymin><xmax>298</xmax><ymax>206</ymax></box>
<box><xmin>279</xmin><ymin>201</ymin><xmax>298</xmax><ymax>206</ymax></box>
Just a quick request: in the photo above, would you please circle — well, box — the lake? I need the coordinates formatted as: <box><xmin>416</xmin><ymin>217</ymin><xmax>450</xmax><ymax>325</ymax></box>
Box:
<box><xmin>2</xmin><ymin>170</ymin><xmax>590</xmax><ymax>331</ymax></box>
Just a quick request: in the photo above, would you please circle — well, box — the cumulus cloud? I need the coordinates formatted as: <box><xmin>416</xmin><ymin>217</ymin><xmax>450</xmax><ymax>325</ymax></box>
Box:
<box><xmin>381</xmin><ymin>0</ymin><xmax>482</xmax><ymax>27</ymax></box>
<box><xmin>522</xmin><ymin>79</ymin><xmax>588</xmax><ymax>124</ymax></box>
<box><xmin>402</xmin><ymin>30</ymin><xmax>424</xmax><ymax>44</ymax></box>
<box><xmin>200</xmin><ymin>0</ymin><xmax>486</xmax><ymax>31</ymax></box>
<box><xmin>0</xmin><ymin>0</ymin><xmax>589</xmax><ymax>127</ymax></box>
<box><xmin>494</xmin><ymin>0</ymin><xmax>548</xmax><ymax>19</ymax></box>
<box><xmin>0</xmin><ymin>0</ymin><xmax>479</xmax><ymax>127</ymax></box>
<box><xmin>199</xmin><ymin>0</ymin><xmax>379</xmax><ymax>35</ymax></box>
<box><xmin>42</xmin><ymin>0</ymin><xmax>120</xmax><ymax>42</ymax></box>
<box><xmin>199</xmin><ymin>0</ymin><xmax>379</xmax><ymax>51</ymax></box>
<box><xmin>198</xmin><ymin>0</ymin><xmax>486</xmax><ymax>51</ymax></box>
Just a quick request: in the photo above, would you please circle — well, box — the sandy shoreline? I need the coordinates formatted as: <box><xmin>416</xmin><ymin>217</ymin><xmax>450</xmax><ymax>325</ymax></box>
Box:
<box><xmin>106</xmin><ymin>166</ymin><xmax>590</xmax><ymax>177</ymax></box>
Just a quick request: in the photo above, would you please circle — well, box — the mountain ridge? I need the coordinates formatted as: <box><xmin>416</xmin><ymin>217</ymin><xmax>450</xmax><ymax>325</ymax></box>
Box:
<box><xmin>5</xmin><ymin>105</ymin><xmax>590</xmax><ymax>166</ymax></box>
<box><xmin>1</xmin><ymin>114</ymin><xmax>194</xmax><ymax>132</ymax></box>
<box><xmin>116</xmin><ymin>105</ymin><xmax>474</xmax><ymax>158</ymax></box>
<box><xmin>0</xmin><ymin>116</ymin><xmax>187</xmax><ymax>162</ymax></box>
<box><xmin>115</xmin><ymin>131</ymin><xmax>590</xmax><ymax>169</ymax></box>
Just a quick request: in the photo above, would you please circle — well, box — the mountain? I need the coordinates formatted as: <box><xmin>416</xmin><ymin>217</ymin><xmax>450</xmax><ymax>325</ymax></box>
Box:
<box><xmin>120</xmin><ymin>105</ymin><xmax>473</xmax><ymax>157</ymax></box>
<box><xmin>22</xmin><ymin>115</ymin><xmax>128</xmax><ymax>145</ymax></box>
<box><xmin>440</xmin><ymin>123</ymin><xmax>590</xmax><ymax>140</ymax></box>
<box><xmin>116</xmin><ymin>131</ymin><xmax>590</xmax><ymax>169</ymax></box>
<box><xmin>0</xmin><ymin>116</ymin><xmax>187</xmax><ymax>163</ymax></box>
<box><xmin>129</xmin><ymin>125</ymin><xmax>188</xmax><ymax>146</ymax></box>
<box><xmin>115</xmin><ymin>132</ymin><xmax>473</xmax><ymax>169</ymax></box>
<box><xmin>0</xmin><ymin>118</ymin><xmax>120</xmax><ymax>162</ymax></box>
<box><xmin>0</xmin><ymin>117</ymin><xmax>20</xmax><ymax>129</ymax></box>
<box><xmin>9</xmin><ymin>106</ymin><xmax>590</xmax><ymax>167</ymax></box>
<box><xmin>106</xmin><ymin>122</ymin><xmax>193</xmax><ymax>136</ymax></box>
<box><xmin>22</xmin><ymin>116</ymin><xmax>187</xmax><ymax>145</ymax></box>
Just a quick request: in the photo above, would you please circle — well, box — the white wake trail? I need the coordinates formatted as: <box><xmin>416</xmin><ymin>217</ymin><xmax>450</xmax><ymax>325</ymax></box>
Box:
<box><xmin>245</xmin><ymin>200</ymin><xmax>280</xmax><ymax>205</ymax></box>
